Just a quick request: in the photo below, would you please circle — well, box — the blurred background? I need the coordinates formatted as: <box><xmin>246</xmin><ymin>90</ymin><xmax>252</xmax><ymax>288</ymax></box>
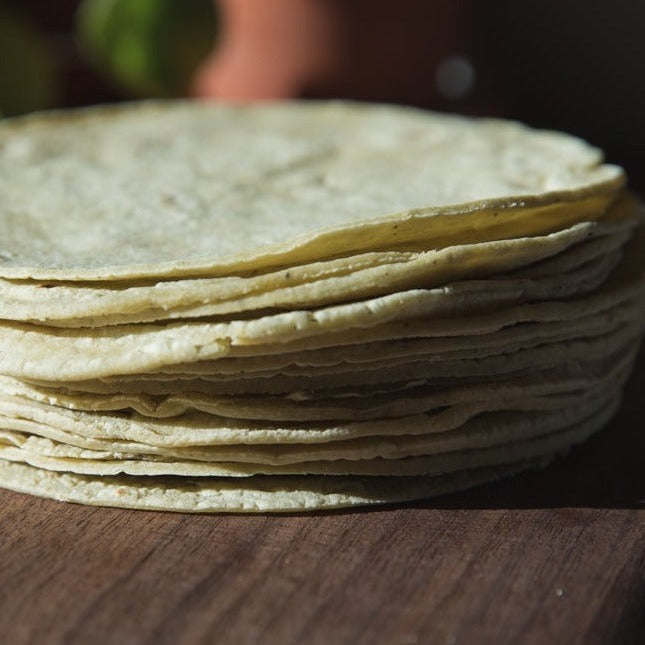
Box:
<box><xmin>1</xmin><ymin>0</ymin><xmax>643</xmax><ymax>177</ymax></box>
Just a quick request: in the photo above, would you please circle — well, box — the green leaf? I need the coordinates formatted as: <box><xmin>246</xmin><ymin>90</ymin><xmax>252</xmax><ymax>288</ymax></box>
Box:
<box><xmin>76</xmin><ymin>0</ymin><xmax>218</xmax><ymax>97</ymax></box>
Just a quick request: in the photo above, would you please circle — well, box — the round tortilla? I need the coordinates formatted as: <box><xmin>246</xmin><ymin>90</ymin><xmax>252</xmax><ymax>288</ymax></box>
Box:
<box><xmin>0</xmin><ymin>204</ymin><xmax>635</xmax><ymax>327</ymax></box>
<box><xmin>0</xmin><ymin>101</ymin><xmax>623</xmax><ymax>280</ymax></box>
<box><xmin>0</xmin><ymin>457</ymin><xmax>553</xmax><ymax>512</ymax></box>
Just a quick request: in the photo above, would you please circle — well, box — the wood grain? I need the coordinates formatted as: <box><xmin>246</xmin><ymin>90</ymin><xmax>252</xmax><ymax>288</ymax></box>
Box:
<box><xmin>0</xmin><ymin>350</ymin><xmax>643</xmax><ymax>645</ymax></box>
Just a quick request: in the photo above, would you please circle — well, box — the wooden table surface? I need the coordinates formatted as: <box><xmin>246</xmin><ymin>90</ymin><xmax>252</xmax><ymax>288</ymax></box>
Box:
<box><xmin>1</xmin><ymin>344</ymin><xmax>643</xmax><ymax>645</ymax></box>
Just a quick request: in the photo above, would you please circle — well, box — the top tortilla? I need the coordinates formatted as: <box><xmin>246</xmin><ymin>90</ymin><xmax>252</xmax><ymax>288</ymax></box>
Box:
<box><xmin>0</xmin><ymin>100</ymin><xmax>623</xmax><ymax>281</ymax></box>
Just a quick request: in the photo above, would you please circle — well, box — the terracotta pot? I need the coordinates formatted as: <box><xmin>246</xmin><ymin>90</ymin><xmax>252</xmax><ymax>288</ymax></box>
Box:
<box><xmin>193</xmin><ymin>0</ymin><xmax>469</xmax><ymax>105</ymax></box>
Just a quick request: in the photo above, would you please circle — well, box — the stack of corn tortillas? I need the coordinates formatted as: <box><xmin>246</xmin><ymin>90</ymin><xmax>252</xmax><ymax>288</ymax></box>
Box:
<box><xmin>0</xmin><ymin>101</ymin><xmax>643</xmax><ymax>512</ymax></box>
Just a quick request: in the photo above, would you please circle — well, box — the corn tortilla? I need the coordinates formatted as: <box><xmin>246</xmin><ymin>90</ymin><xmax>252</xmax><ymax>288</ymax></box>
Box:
<box><xmin>0</xmin><ymin>101</ymin><xmax>623</xmax><ymax>281</ymax></box>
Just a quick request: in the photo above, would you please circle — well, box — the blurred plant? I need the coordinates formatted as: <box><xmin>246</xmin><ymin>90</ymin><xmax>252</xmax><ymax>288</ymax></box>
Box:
<box><xmin>0</xmin><ymin>6</ymin><xmax>58</xmax><ymax>117</ymax></box>
<box><xmin>76</xmin><ymin>0</ymin><xmax>218</xmax><ymax>97</ymax></box>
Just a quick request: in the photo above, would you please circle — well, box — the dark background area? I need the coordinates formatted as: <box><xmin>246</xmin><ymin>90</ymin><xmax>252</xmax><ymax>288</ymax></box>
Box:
<box><xmin>1</xmin><ymin>0</ymin><xmax>121</xmax><ymax>108</ymax></box>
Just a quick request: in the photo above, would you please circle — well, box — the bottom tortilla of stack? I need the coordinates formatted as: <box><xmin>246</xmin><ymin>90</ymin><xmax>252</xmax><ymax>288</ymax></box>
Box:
<box><xmin>0</xmin><ymin>457</ymin><xmax>555</xmax><ymax>513</ymax></box>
